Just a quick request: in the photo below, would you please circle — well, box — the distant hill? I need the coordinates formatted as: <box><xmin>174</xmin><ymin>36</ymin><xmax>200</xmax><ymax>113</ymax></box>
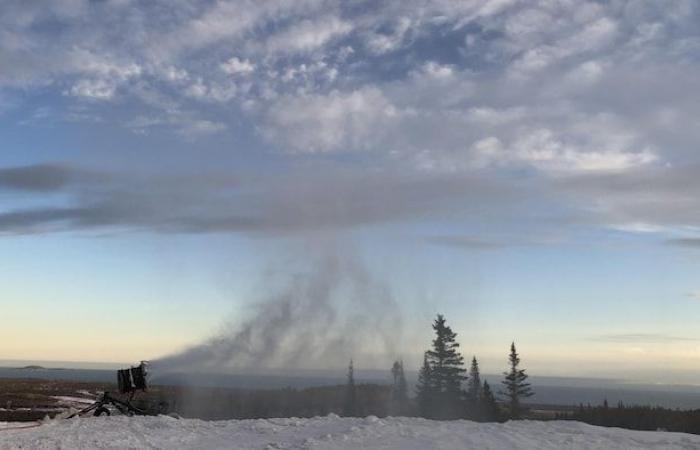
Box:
<box><xmin>17</xmin><ymin>365</ymin><xmax>46</xmax><ymax>370</ymax></box>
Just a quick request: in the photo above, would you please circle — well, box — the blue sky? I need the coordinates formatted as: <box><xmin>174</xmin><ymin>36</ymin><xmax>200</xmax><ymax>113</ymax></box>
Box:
<box><xmin>1</xmin><ymin>0</ymin><xmax>700</xmax><ymax>382</ymax></box>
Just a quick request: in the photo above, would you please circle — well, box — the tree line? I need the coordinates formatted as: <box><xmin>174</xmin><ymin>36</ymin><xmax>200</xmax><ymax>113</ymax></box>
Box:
<box><xmin>344</xmin><ymin>314</ymin><xmax>534</xmax><ymax>421</ymax></box>
<box><xmin>565</xmin><ymin>401</ymin><xmax>700</xmax><ymax>435</ymax></box>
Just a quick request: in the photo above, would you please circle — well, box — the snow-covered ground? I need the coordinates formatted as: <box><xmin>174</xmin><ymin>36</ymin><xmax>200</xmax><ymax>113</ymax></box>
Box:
<box><xmin>2</xmin><ymin>415</ymin><xmax>700</xmax><ymax>449</ymax></box>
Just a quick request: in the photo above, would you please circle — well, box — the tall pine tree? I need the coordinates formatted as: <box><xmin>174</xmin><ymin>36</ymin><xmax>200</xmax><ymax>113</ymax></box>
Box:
<box><xmin>466</xmin><ymin>357</ymin><xmax>482</xmax><ymax>402</ymax></box>
<box><xmin>500</xmin><ymin>342</ymin><xmax>533</xmax><ymax>419</ymax></box>
<box><xmin>425</xmin><ymin>314</ymin><xmax>467</xmax><ymax>419</ymax></box>
<box><xmin>480</xmin><ymin>380</ymin><xmax>501</xmax><ymax>422</ymax></box>
<box><xmin>415</xmin><ymin>352</ymin><xmax>433</xmax><ymax>418</ymax></box>
<box><xmin>466</xmin><ymin>356</ymin><xmax>482</xmax><ymax>419</ymax></box>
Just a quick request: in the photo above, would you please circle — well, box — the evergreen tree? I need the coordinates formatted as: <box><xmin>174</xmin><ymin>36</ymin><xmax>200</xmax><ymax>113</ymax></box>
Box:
<box><xmin>466</xmin><ymin>356</ymin><xmax>482</xmax><ymax>419</ymax></box>
<box><xmin>480</xmin><ymin>381</ymin><xmax>501</xmax><ymax>422</ymax></box>
<box><xmin>425</xmin><ymin>314</ymin><xmax>467</xmax><ymax>419</ymax></box>
<box><xmin>343</xmin><ymin>359</ymin><xmax>357</xmax><ymax>417</ymax></box>
<box><xmin>415</xmin><ymin>352</ymin><xmax>433</xmax><ymax>418</ymax></box>
<box><xmin>467</xmin><ymin>357</ymin><xmax>482</xmax><ymax>402</ymax></box>
<box><xmin>391</xmin><ymin>360</ymin><xmax>408</xmax><ymax>415</ymax></box>
<box><xmin>499</xmin><ymin>342</ymin><xmax>533</xmax><ymax>419</ymax></box>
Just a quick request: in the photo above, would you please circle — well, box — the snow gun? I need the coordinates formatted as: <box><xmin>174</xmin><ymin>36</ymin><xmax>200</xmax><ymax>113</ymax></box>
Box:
<box><xmin>68</xmin><ymin>361</ymin><xmax>149</xmax><ymax>418</ymax></box>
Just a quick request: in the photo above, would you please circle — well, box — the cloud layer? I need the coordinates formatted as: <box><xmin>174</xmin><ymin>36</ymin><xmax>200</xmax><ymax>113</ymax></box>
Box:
<box><xmin>1</xmin><ymin>1</ymin><xmax>699</xmax><ymax>243</ymax></box>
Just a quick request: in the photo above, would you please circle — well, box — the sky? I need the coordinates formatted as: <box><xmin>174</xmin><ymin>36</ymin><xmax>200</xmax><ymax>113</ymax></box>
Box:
<box><xmin>1</xmin><ymin>0</ymin><xmax>700</xmax><ymax>383</ymax></box>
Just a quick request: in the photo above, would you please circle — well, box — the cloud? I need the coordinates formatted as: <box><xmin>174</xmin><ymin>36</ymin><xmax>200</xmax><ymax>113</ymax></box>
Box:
<box><xmin>474</xmin><ymin>128</ymin><xmax>657</xmax><ymax>173</ymax></box>
<box><xmin>127</xmin><ymin>110</ymin><xmax>227</xmax><ymax>136</ymax></box>
<box><xmin>0</xmin><ymin>163</ymin><xmax>533</xmax><ymax>236</ymax></box>
<box><xmin>425</xmin><ymin>235</ymin><xmax>506</xmax><ymax>250</ymax></box>
<box><xmin>261</xmin><ymin>16</ymin><xmax>353</xmax><ymax>55</ymax></box>
<box><xmin>364</xmin><ymin>17</ymin><xmax>412</xmax><ymax>55</ymax></box>
<box><xmin>592</xmin><ymin>334</ymin><xmax>699</xmax><ymax>344</ymax></box>
<box><xmin>557</xmin><ymin>165</ymin><xmax>700</xmax><ymax>233</ymax></box>
<box><xmin>221</xmin><ymin>57</ymin><xmax>255</xmax><ymax>76</ymax></box>
<box><xmin>1</xmin><ymin>0</ymin><xmax>700</xmax><ymax>242</ymax></box>
<box><xmin>687</xmin><ymin>291</ymin><xmax>700</xmax><ymax>300</ymax></box>
<box><xmin>425</xmin><ymin>233</ymin><xmax>563</xmax><ymax>249</ymax></box>
<box><xmin>667</xmin><ymin>238</ymin><xmax>700</xmax><ymax>248</ymax></box>
<box><xmin>0</xmin><ymin>164</ymin><xmax>91</xmax><ymax>191</ymax></box>
<box><xmin>0</xmin><ymin>159</ymin><xmax>697</xmax><ymax>246</ymax></box>
<box><xmin>262</xmin><ymin>87</ymin><xmax>397</xmax><ymax>153</ymax></box>
<box><xmin>69</xmin><ymin>79</ymin><xmax>118</xmax><ymax>100</ymax></box>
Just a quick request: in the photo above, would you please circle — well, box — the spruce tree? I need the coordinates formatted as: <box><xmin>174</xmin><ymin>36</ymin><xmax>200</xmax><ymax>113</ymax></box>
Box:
<box><xmin>425</xmin><ymin>314</ymin><xmax>467</xmax><ymax>419</ymax></box>
<box><xmin>343</xmin><ymin>359</ymin><xmax>357</xmax><ymax>417</ymax></box>
<box><xmin>499</xmin><ymin>342</ymin><xmax>533</xmax><ymax>419</ymax></box>
<box><xmin>466</xmin><ymin>356</ymin><xmax>482</xmax><ymax>419</ymax></box>
<box><xmin>467</xmin><ymin>357</ymin><xmax>482</xmax><ymax>402</ymax></box>
<box><xmin>480</xmin><ymin>380</ymin><xmax>501</xmax><ymax>422</ymax></box>
<box><xmin>415</xmin><ymin>352</ymin><xmax>433</xmax><ymax>418</ymax></box>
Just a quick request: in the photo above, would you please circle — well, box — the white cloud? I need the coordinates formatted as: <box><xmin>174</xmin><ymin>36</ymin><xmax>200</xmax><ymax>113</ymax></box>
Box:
<box><xmin>221</xmin><ymin>57</ymin><xmax>255</xmax><ymax>75</ymax></box>
<box><xmin>565</xmin><ymin>60</ymin><xmax>604</xmax><ymax>85</ymax></box>
<box><xmin>365</xmin><ymin>17</ymin><xmax>412</xmax><ymax>55</ymax></box>
<box><xmin>127</xmin><ymin>109</ymin><xmax>227</xmax><ymax>137</ymax></box>
<box><xmin>513</xmin><ymin>128</ymin><xmax>656</xmax><ymax>173</ymax></box>
<box><xmin>61</xmin><ymin>50</ymin><xmax>142</xmax><ymax>100</ymax></box>
<box><xmin>3</xmin><ymin>0</ymin><xmax>700</xmax><ymax>238</ymax></box>
<box><xmin>152</xmin><ymin>1</ymin><xmax>322</xmax><ymax>58</ymax></box>
<box><xmin>69</xmin><ymin>79</ymin><xmax>117</xmax><ymax>100</ymax></box>
<box><xmin>263</xmin><ymin>87</ymin><xmax>398</xmax><ymax>153</ymax></box>
<box><xmin>185</xmin><ymin>79</ymin><xmax>237</xmax><ymax>103</ymax></box>
<box><xmin>420</xmin><ymin>62</ymin><xmax>454</xmax><ymax>80</ymax></box>
<box><xmin>466</xmin><ymin>107</ymin><xmax>527</xmax><ymax>126</ymax></box>
<box><xmin>609</xmin><ymin>222</ymin><xmax>665</xmax><ymax>233</ymax></box>
<box><xmin>476</xmin><ymin>128</ymin><xmax>658</xmax><ymax>173</ymax></box>
<box><xmin>262</xmin><ymin>16</ymin><xmax>353</xmax><ymax>55</ymax></box>
<box><xmin>179</xmin><ymin>119</ymin><xmax>227</xmax><ymax>136</ymax></box>
<box><xmin>161</xmin><ymin>66</ymin><xmax>189</xmax><ymax>82</ymax></box>
<box><xmin>505</xmin><ymin>5</ymin><xmax>618</xmax><ymax>79</ymax></box>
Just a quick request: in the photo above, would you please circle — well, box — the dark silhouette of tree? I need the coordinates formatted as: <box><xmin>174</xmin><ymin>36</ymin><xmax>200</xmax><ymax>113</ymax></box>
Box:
<box><xmin>467</xmin><ymin>357</ymin><xmax>482</xmax><ymax>400</ymax></box>
<box><xmin>343</xmin><ymin>359</ymin><xmax>357</xmax><ymax>417</ymax></box>
<box><xmin>425</xmin><ymin>314</ymin><xmax>467</xmax><ymax>419</ymax></box>
<box><xmin>465</xmin><ymin>356</ymin><xmax>482</xmax><ymax>419</ymax></box>
<box><xmin>391</xmin><ymin>360</ymin><xmax>408</xmax><ymax>415</ymax></box>
<box><xmin>415</xmin><ymin>352</ymin><xmax>433</xmax><ymax>418</ymax></box>
<box><xmin>500</xmin><ymin>342</ymin><xmax>533</xmax><ymax>419</ymax></box>
<box><xmin>479</xmin><ymin>381</ymin><xmax>501</xmax><ymax>422</ymax></box>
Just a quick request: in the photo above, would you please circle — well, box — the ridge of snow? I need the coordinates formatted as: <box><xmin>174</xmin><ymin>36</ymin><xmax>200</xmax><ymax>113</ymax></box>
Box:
<box><xmin>2</xmin><ymin>415</ymin><xmax>699</xmax><ymax>449</ymax></box>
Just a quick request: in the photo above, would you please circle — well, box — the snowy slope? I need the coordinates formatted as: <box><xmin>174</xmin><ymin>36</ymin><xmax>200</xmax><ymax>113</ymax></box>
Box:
<box><xmin>2</xmin><ymin>415</ymin><xmax>700</xmax><ymax>449</ymax></box>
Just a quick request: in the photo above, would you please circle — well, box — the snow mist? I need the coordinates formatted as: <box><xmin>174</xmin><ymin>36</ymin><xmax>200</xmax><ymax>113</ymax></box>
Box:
<box><xmin>151</xmin><ymin>248</ymin><xmax>402</xmax><ymax>375</ymax></box>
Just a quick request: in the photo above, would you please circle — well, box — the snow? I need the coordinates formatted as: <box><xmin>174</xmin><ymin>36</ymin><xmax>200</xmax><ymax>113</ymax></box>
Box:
<box><xmin>1</xmin><ymin>415</ymin><xmax>700</xmax><ymax>449</ymax></box>
<box><xmin>52</xmin><ymin>396</ymin><xmax>96</xmax><ymax>405</ymax></box>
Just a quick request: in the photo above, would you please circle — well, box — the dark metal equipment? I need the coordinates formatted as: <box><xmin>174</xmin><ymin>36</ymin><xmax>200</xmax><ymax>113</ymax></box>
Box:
<box><xmin>118</xmin><ymin>362</ymin><xmax>148</xmax><ymax>394</ymax></box>
<box><xmin>69</xmin><ymin>361</ymin><xmax>149</xmax><ymax>418</ymax></box>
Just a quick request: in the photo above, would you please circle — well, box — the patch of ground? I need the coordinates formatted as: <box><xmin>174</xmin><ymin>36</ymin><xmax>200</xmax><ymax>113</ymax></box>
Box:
<box><xmin>0</xmin><ymin>378</ymin><xmax>168</xmax><ymax>422</ymax></box>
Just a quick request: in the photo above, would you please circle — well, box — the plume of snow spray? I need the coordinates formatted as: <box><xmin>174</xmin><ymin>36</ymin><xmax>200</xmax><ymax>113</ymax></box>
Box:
<box><xmin>152</xmin><ymin>248</ymin><xmax>402</xmax><ymax>374</ymax></box>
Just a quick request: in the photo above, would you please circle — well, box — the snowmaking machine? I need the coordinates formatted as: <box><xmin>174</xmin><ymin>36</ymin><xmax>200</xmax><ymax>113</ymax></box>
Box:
<box><xmin>69</xmin><ymin>361</ymin><xmax>149</xmax><ymax>417</ymax></box>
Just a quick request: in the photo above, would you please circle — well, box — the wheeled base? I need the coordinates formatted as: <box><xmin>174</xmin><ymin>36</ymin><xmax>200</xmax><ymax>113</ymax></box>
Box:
<box><xmin>68</xmin><ymin>392</ymin><xmax>146</xmax><ymax>418</ymax></box>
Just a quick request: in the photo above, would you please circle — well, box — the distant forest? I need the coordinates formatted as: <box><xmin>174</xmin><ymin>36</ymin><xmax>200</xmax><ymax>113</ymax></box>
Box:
<box><xmin>564</xmin><ymin>401</ymin><xmax>700</xmax><ymax>435</ymax></box>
